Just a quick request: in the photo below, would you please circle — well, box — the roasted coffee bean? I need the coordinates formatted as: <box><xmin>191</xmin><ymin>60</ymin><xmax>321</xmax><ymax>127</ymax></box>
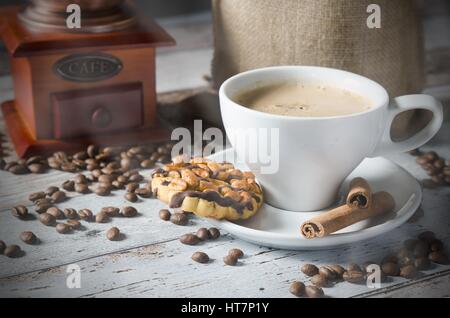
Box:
<box><xmin>179</xmin><ymin>234</ymin><xmax>200</xmax><ymax>245</ymax></box>
<box><xmin>39</xmin><ymin>213</ymin><xmax>56</xmax><ymax>226</ymax></box>
<box><xmin>28</xmin><ymin>191</ymin><xmax>46</xmax><ymax>202</ymax></box>
<box><xmin>94</xmin><ymin>186</ymin><xmax>111</xmax><ymax>196</ymax></box>
<box><xmin>63</xmin><ymin>208</ymin><xmax>78</xmax><ymax>220</ymax></box>
<box><xmin>35</xmin><ymin>198</ymin><xmax>53</xmax><ymax>206</ymax></box>
<box><xmin>413</xmin><ymin>240</ymin><xmax>429</xmax><ymax>258</ymax></box>
<box><xmin>135</xmin><ymin>188</ymin><xmax>151</xmax><ymax>198</ymax></box>
<box><xmin>381</xmin><ymin>262</ymin><xmax>400</xmax><ymax>276</ymax></box>
<box><xmin>159</xmin><ymin>209</ymin><xmax>171</xmax><ymax>221</ymax></box>
<box><xmin>428</xmin><ymin>251</ymin><xmax>449</xmax><ymax>264</ymax></box>
<box><xmin>20</xmin><ymin>231</ymin><xmax>37</xmax><ymax>245</ymax></box>
<box><xmin>196</xmin><ymin>228</ymin><xmax>210</xmax><ymax>241</ymax></box>
<box><xmin>329</xmin><ymin>264</ymin><xmax>346</xmax><ymax>278</ymax></box>
<box><xmin>73</xmin><ymin>151</ymin><xmax>88</xmax><ymax>161</ymax></box>
<box><xmin>319</xmin><ymin>266</ymin><xmax>337</xmax><ymax>281</ymax></box>
<box><xmin>403</xmin><ymin>239</ymin><xmax>419</xmax><ymax>251</ymax></box>
<box><xmin>0</xmin><ymin>240</ymin><xmax>5</xmax><ymax>254</ymax></box>
<box><xmin>74</xmin><ymin>183</ymin><xmax>90</xmax><ymax>194</ymax></box>
<box><xmin>305</xmin><ymin>286</ymin><xmax>324</xmax><ymax>298</ymax></box>
<box><xmin>4</xmin><ymin>161</ymin><xmax>18</xmax><ymax>171</ymax></box>
<box><xmin>95</xmin><ymin>212</ymin><xmax>109</xmax><ymax>223</ymax></box>
<box><xmin>46</xmin><ymin>207</ymin><xmax>64</xmax><ymax>219</ymax></box>
<box><xmin>223</xmin><ymin>255</ymin><xmax>238</xmax><ymax>266</ymax></box>
<box><xmin>208</xmin><ymin>227</ymin><xmax>220</xmax><ymax>239</ymax></box>
<box><xmin>191</xmin><ymin>252</ymin><xmax>209</xmax><ymax>264</ymax></box>
<box><xmin>98</xmin><ymin>174</ymin><xmax>115</xmax><ymax>184</ymax></box>
<box><xmin>289</xmin><ymin>281</ymin><xmax>305</xmax><ymax>297</ymax></box>
<box><xmin>397</xmin><ymin>248</ymin><xmax>414</xmax><ymax>266</ymax></box>
<box><xmin>74</xmin><ymin>174</ymin><xmax>88</xmax><ymax>184</ymax></box>
<box><xmin>124</xmin><ymin>192</ymin><xmax>138</xmax><ymax>203</ymax></box>
<box><xmin>101</xmin><ymin>207</ymin><xmax>120</xmax><ymax>217</ymax></box>
<box><xmin>228</xmin><ymin>248</ymin><xmax>244</xmax><ymax>259</ymax></box>
<box><xmin>343</xmin><ymin>270</ymin><xmax>365</xmax><ymax>283</ymax></box>
<box><xmin>87</xmin><ymin>144</ymin><xmax>99</xmax><ymax>158</ymax></box>
<box><xmin>434</xmin><ymin>158</ymin><xmax>445</xmax><ymax>169</ymax></box>
<box><xmin>51</xmin><ymin>191</ymin><xmax>66</xmax><ymax>203</ymax></box>
<box><xmin>4</xmin><ymin>245</ymin><xmax>22</xmax><ymax>258</ymax></box>
<box><xmin>35</xmin><ymin>202</ymin><xmax>53</xmax><ymax>214</ymax></box>
<box><xmin>117</xmin><ymin>175</ymin><xmax>128</xmax><ymax>184</ymax></box>
<box><xmin>418</xmin><ymin>231</ymin><xmax>435</xmax><ymax>243</ymax></box>
<box><xmin>48</xmin><ymin>158</ymin><xmax>61</xmax><ymax>169</ymax></box>
<box><xmin>129</xmin><ymin>173</ymin><xmax>144</xmax><ymax>183</ymax></box>
<box><xmin>11</xmin><ymin>205</ymin><xmax>28</xmax><ymax>219</ymax></box>
<box><xmin>126</xmin><ymin>182</ymin><xmax>139</xmax><ymax>192</ymax></box>
<box><xmin>78</xmin><ymin>209</ymin><xmax>93</xmax><ymax>221</ymax></box>
<box><xmin>112</xmin><ymin>181</ymin><xmax>125</xmax><ymax>189</ymax></box>
<box><xmin>400</xmin><ymin>265</ymin><xmax>419</xmax><ymax>279</ymax></box>
<box><xmin>45</xmin><ymin>186</ymin><xmax>59</xmax><ymax>196</ymax></box>
<box><xmin>26</xmin><ymin>156</ymin><xmax>45</xmax><ymax>165</ymax></box>
<box><xmin>311</xmin><ymin>274</ymin><xmax>328</xmax><ymax>287</ymax></box>
<box><xmin>61</xmin><ymin>162</ymin><xmax>77</xmax><ymax>172</ymax></box>
<box><xmin>140</xmin><ymin>159</ymin><xmax>155</xmax><ymax>169</ymax></box>
<box><xmin>9</xmin><ymin>164</ymin><xmax>29</xmax><ymax>174</ymax></box>
<box><xmin>381</xmin><ymin>255</ymin><xmax>398</xmax><ymax>264</ymax></box>
<box><xmin>91</xmin><ymin>169</ymin><xmax>102</xmax><ymax>179</ymax></box>
<box><xmin>429</xmin><ymin>239</ymin><xmax>443</xmax><ymax>252</ymax></box>
<box><xmin>28</xmin><ymin>163</ymin><xmax>46</xmax><ymax>173</ymax></box>
<box><xmin>414</xmin><ymin>257</ymin><xmax>431</xmax><ymax>270</ymax></box>
<box><xmin>170</xmin><ymin>213</ymin><xmax>188</xmax><ymax>226</ymax></box>
<box><xmin>62</xmin><ymin>180</ymin><xmax>75</xmax><ymax>191</ymax></box>
<box><xmin>121</xmin><ymin>157</ymin><xmax>139</xmax><ymax>171</ymax></box>
<box><xmin>301</xmin><ymin>263</ymin><xmax>319</xmax><ymax>277</ymax></box>
<box><xmin>121</xmin><ymin>206</ymin><xmax>137</xmax><ymax>217</ymax></box>
<box><xmin>347</xmin><ymin>263</ymin><xmax>363</xmax><ymax>272</ymax></box>
<box><xmin>106</xmin><ymin>227</ymin><xmax>121</xmax><ymax>241</ymax></box>
<box><xmin>67</xmin><ymin>220</ymin><xmax>81</xmax><ymax>230</ymax></box>
<box><xmin>56</xmin><ymin>223</ymin><xmax>71</xmax><ymax>234</ymax></box>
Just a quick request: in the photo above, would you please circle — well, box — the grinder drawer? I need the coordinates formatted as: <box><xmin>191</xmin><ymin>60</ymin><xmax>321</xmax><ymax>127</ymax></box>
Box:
<box><xmin>52</xmin><ymin>83</ymin><xmax>143</xmax><ymax>139</ymax></box>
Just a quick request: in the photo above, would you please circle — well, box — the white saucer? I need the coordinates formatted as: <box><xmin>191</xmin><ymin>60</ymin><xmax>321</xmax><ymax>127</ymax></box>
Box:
<box><xmin>207</xmin><ymin>149</ymin><xmax>422</xmax><ymax>250</ymax></box>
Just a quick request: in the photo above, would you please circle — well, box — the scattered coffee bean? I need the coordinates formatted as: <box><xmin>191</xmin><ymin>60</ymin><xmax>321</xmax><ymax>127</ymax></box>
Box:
<box><xmin>112</xmin><ymin>180</ymin><xmax>125</xmax><ymax>189</ymax></box>
<box><xmin>9</xmin><ymin>164</ymin><xmax>29</xmax><ymax>174</ymax></box>
<box><xmin>413</xmin><ymin>240</ymin><xmax>429</xmax><ymax>258</ymax></box>
<box><xmin>329</xmin><ymin>264</ymin><xmax>346</xmax><ymax>278</ymax></box>
<box><xmin>311</xmin><ymin>274</ymin><xmax>328</xmax><ymax>287</ymax></box>
<box><xmin>46</xmin><ymin>207</ymin><xmax>64</xmax><ymax>219</ymax></box>
<box><xmin>429</xmin><ymin>239</ymin><xmax>443</xmax><ymax>252</ymax></box>
<box><xmin>381</xmin><ymin>262</ymin><xmax>400</xmax><ymax>276</ymax></box>
<box><xmin>347</xmin><ymin>263</ymin><xmax>363</xmax><ymax>272</ymax></box>
<box><xmin>4</xmin><ymin>245</ymin><xmax>22</xmax><ymax>258</ymax></box>
<box><xmin>159</xmin><ymin>209</ymin><xmax>171</xmax><ymax>221</ymax></box>
<box><xmin>35</xmin><ymin>202</ymin><xmax>53</xmax><ymax>214</ymax></box>
<box><xmin>28</xmin><ymin>163</ymin><xmax>46</xmax><ymax>173</ymax></box>
<box><xmin>414</xmin><ymin>257</ymin><xmax>431</xmax><ymax>270</ymax></box>
<box><xmin>208</xmin><ymin>227</ymin><xmax>220</xmax><ymax>239</ymax></box>
<box><xmin>95</xmin><ymin>212</ymin><xmax>109</xmax><ymax>223</ymax></box>
<box><xmin>428</xmin><ymin>251</ymin><xmax>449</xmax><ymax>264</ymax></box>
<box><xmin>102</xmin><ymin>207</ymin><xmax>120</xmax><ymax>217</ymax></box>
<box><xmin>319</xmin><ymin>266</ymin><xmax>337</xmax><ymax>281</ymax></box>
<box><xmin>397</xmin><ymin>248</ymin><xmax>414</xmax><ymax>266</ymax></box>
<box><xmin>62</xmin><ymin>180</ymin><xmax>75</xmax><ymax>191</ymax></box>
<box><xmin>56</xmin><ymin>223</ymin><xmax>72</xmax><ymax>234</ymax></box>
<box><xmin>0</xmin><ymin>240</ymin><xmax>5</xmax><ymax>254</ymax></box>
<box><xmin>223</xmin><ymin>255</ymin><xmax>238</xmax><ymax>266</ymax></box>
<box><xmin>135</xmin><ymin>188</ymin><xmax>151</xmax><ymax>198</ymax></box>
<box><xmin>121</xmin><ymin>206</ymin><xmax>137</xmax><ymax>217</ymax></box>
<box><xmin>228</xmin><ymin>248</ymin><xmax>244</xmax><ymax>259</ymax></box>
<box><xmin>78</xmin><ymin>209</ymin><xmax>93</xmax><ymax>221</ymax></box>
<box><xmin>196</xmin><ymin>228</ymin><xmax>210</xmax><ymax>241</ymax></box>
<box><xmin>39</xmin><ymin>213</ymin><xmax>56</xmax><ymax>226</ymax></box>
<box><xmin>45</xmin><ymin>186</ymin><xmax>59</xmax><ymax>196</ymax></box>
<box><xmin>87</xmin><ymin>144</ymin><xmax>99</xmax><ymax>158</ymax></box>
<box><xmin>51</xmin><ymin>191</ymin><xmax>66</xmax><ymax>203</ymax></box>
<box><xmin>63</xmin><ymin>208</ymin><xmax>79</xmax><ymax>220</ymax></box>
<box><xmin>289</xmin><ymin>281</ymin><xmax>305</xmax><ymax>297</ymax></box>
<box><xmin>126</xmin><ymin>182</ymin><xmax>139</xmax><ymax>192</ymax></box>
<box><xmin>98</xmin><ymin>174</ymin><xmax>115</xmax><ymax>184</ymax></box>
<box><xmin>124</xmin><ymin>192</ymin><xmax>138</xmax><ymax>202</ymax></box>
<box><xmin>11</xmin><ymin>205</ymin><xmax>28</xmax><ymax>219</ymax></box>
<box><xmin>28</xmin><ymin>192</ymin><xmax>46</xmax><ymax>202</ymax></box>
<box><xmin>20</xmin><ymin>231</ymin><xmax>37</xmax><ymax>245</ymax></box>
<box><xmin>305</xmin><ymin>285</ymin><xmax>324</xmax><ymax>298</ymax></box>
<box><xmin>106</xmin><ymin>227</ymin><xmax>121</xmax><ymax>241</ymax></box>
<box><xmin>301</xmin><ymin>263</ymin><xmax>319</xmax><ymax>277</ymax></box>
<box><xmin>179</xmin><ymin>234</ymin><xmax>200</xmax><ymax>245</ymax></box>
<box><xmin>94</xmin><ymin>186</ymin><xmax>111</xmax><ymax>196</ymax></box>
<box><xmin>170</xmin><ymin>213</ymin><xmax>188</xmax><ymax>226</ymax></box>
<box><xmin>418</xmin><ymin>231</ymin><xmax>435</xmax><ymax>243</ymax></box>
<box><xmin>400</xmin><ymin>265</ymin><xmax>419</xmax><ymax>279</ymax></box>
<box><xmin>191</xmin><ymin>252</ymin><xmax>209</xmax><ymax>264</ymax></box>
<box><xmin>75</xmin><ymin>183</ymin><xmax>90</xmax><ymax>194</ymax></box>
<box><xmin>343</xmin><ymin>270</ymin><xmax>365</xmax><ymax>283</ymax></box>
<box><xmin>129</xmin><ymin>173</ymin><xmax>144</xmax><ymax>183</ymax></box>
<box><xmin>67</xmin><ymin>220</ymin><xmax>82</xmax><ymax>230</ymax></box>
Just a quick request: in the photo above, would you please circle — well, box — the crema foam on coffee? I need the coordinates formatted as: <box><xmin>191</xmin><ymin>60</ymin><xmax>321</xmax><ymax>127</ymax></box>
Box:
<box><xmin>234</xmin><ymin>81</ymin><xmax>372</xmax><ymax>117</ymax></box>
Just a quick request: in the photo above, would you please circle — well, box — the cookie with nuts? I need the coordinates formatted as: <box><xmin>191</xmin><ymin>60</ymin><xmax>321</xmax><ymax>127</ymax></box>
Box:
<box><xmin>151</xmin><ymin>156</ymin><xmax>263</xmax><ymax>220</ymax></box>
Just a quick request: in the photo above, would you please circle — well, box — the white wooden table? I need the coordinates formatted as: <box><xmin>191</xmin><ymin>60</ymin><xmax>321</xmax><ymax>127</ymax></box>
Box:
<box><xmin>0</xmin><ymin>12</ymin><xmax>450</xmax><ymax>299</ymax></box>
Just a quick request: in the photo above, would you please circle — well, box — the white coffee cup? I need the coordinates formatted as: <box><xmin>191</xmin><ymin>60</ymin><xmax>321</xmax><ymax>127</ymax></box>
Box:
<box><xmin>219</xmin><ymin>66</ymin><xmax>443</xmax><ymax>211</ymax></box>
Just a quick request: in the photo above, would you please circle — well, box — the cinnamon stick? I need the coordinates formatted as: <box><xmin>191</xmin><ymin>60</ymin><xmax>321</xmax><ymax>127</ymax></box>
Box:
<box><xmin>346</xmin><ymin>177</ymin><xmax>372</xmax><ymax>209</ymax></box>
<box><xmin>301</xmin><ymin>191</ymin><xmax>395</xmax><ymax>239</ymax></box>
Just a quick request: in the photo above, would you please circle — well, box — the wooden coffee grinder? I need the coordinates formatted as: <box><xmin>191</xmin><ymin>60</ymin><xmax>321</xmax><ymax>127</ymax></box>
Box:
<box><xmin>0</xmin><ymin>0</ymin><xmax>175</xmax><ymax>157</ymax></box>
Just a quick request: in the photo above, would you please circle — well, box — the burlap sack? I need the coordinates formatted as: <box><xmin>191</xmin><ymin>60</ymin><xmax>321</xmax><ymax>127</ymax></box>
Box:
<box><xmin>212</xmin><ymin>0</ymin><xmax>426</xmax><ymax>140</ymax></box>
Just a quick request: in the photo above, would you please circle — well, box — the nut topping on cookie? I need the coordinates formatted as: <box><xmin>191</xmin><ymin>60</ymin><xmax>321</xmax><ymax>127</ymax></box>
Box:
<box><xmin>151</xmin><ymin>157</ymin><xmax>263</xmax><ymax>220</ymax></box>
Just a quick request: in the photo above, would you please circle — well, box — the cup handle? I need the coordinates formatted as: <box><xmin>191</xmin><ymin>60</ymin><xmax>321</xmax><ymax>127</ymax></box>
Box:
<box><xmin>369</xmin><ymin>94</ymin><xmax>443</xmax><ymax>157</ymax></box>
